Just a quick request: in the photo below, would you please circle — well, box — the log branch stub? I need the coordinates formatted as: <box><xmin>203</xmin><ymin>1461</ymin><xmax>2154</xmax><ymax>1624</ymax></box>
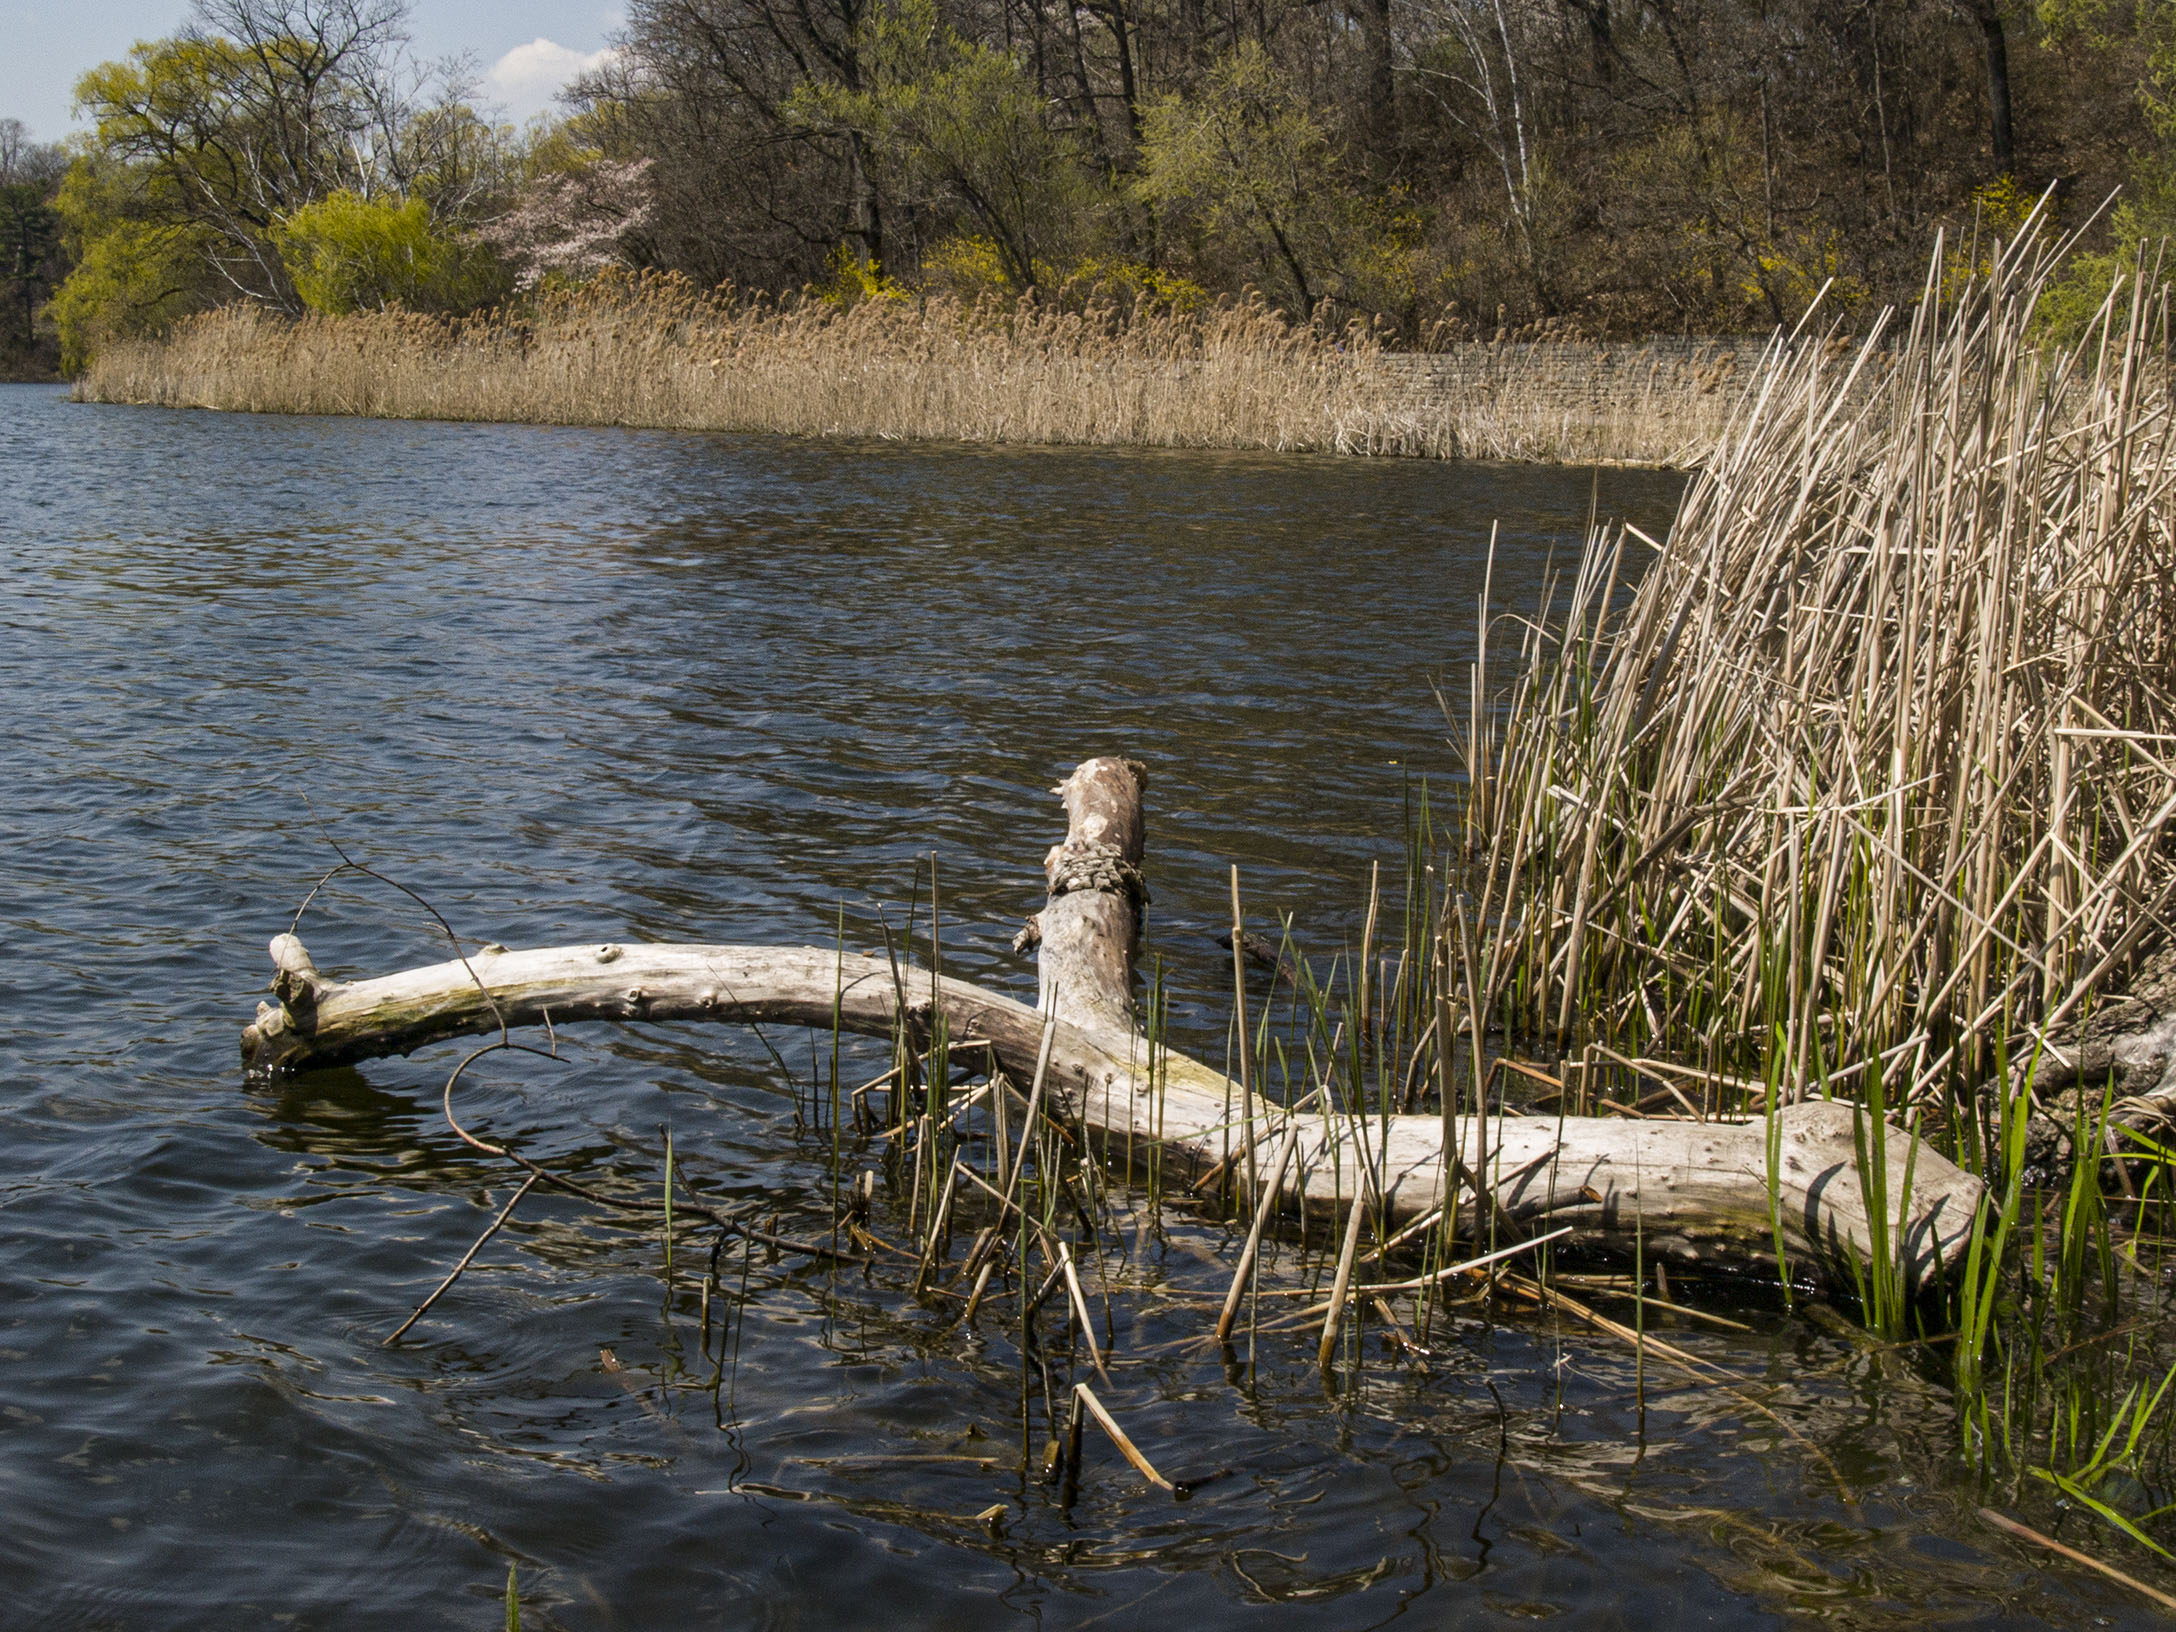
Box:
<box><xmin>1036</xmin><ymin>756</ymin><xmax>1148</xmax><ymax>1033</ymax></box>
<box><xmin>268</xmin><ymin>932</ymin><xmax>335</xmax><ymax>1010</ymax></box>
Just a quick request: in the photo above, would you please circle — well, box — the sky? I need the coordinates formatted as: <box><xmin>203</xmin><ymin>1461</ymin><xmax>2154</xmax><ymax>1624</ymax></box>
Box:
<box><xmin>0</xmin><ymin>0</ymin><xmax>625</xmax><ymax>144</ymax></box>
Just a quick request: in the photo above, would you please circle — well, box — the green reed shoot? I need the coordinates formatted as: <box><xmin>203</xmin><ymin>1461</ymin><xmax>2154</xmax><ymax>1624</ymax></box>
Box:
<box><xmin>1846</xmin><ymin>1054</ymin><xmax>1919</xmax><ymax>1341</ymax></box>
<box><xmin>2033</xmin><ymin>1360</ymin><xmax>2176</xmax><ymax>1560</ymax></box>
<box><xmin>1954</xmin><ymin>1037</ymin><xmax>2030</xmax><ymax>1423</ymax></box>
<box><xmin>662</xmin><ymin>1125</ymin><xmax>675</xmax><ymax>1276</ymax></box>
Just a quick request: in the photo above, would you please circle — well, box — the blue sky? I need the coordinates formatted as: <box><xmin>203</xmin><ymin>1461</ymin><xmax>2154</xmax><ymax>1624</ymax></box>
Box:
<box><xmin>1</xmin><ymin>0</ymin><xmax>624</xmax><ymax>144</ymax></box>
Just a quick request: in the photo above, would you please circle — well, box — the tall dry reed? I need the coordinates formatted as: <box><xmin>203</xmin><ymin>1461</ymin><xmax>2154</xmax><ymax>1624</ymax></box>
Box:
<box><xmin>1449</xmin><ymin>223</ymin><xmax>2176</xmax><ymax>1111</ymax></box>
<box><xmin>76</xmin><ymin>273</ymin><xmax>1743</xmax><ymax>465</ymax></box>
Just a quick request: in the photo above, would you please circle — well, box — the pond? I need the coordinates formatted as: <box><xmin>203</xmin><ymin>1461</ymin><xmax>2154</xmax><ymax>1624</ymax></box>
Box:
<box><xmin>0</xmin><ymin>381</ymin><xmax>2144</xmax><ymax>1627</ymax></box>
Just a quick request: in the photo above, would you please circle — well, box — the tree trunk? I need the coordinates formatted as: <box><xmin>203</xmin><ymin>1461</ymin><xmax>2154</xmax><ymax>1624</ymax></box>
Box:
<box><xmin>1362</xmin><ymin>0</ymin><xmax>1397</xmax><ymax>167</ymax></box>
<box><xmin>1958</xmin><ymin>0</ymin><xmax>2016</xmax><ymax>174</ymax></box>
<box><xmin>240</xmin><ymin>759</ymin><xmax>1985</xmax><ymax>1295</ymax></box>
<box><xmin>1034</xmin><ymin>755</ymin><xmax>1148</xmax><ymax>1034</ymax></box>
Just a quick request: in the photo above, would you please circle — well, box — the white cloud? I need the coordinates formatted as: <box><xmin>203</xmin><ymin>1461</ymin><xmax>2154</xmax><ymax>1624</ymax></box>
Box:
<box><xmin>488</xmin><ymin>38</ymin><xmax>616</xmax><ymax>124</ymax></box>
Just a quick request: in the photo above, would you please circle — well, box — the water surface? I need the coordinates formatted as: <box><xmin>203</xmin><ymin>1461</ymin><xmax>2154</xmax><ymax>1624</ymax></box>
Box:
<box><xmin>0</xmin><ymin>383</ymin><xmax>2153</xmax><ymax>1627</ymax></box>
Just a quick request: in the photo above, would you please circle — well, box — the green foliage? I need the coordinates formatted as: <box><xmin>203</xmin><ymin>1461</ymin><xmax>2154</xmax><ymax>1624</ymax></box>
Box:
<box><xmin>51</xmin><ymin>0</ymin><xmax>516</xmax><ymax>361</ymax></box>
<box><xmin>2032</xmin><ymin>0</ymin><xmax>2176</xmax><ymax>349</ymax></box>
<box><xmin>2041</xmin><ymin>0</ymin><xmax>2176</xmax><ymax>134</ymax></box>
<box><xmin>1131</xmin><ymin>43</ymin><xmax>1449</xmax><ymax>323</ymax></box>
<box><xmin>0</xmin><ymin>123</ymin><xmax>68</xmax><ymax>367</ymax></box>
<box><xmin>2032</xmin><ymin>1362</ymin><xmax>2176</xmax><ymax>1558</ymax></box>
<box><xmin>0</xmin><ymin>183</ymin><xmax>58</xmax><ymax>361</ymax></box>
<box><xmin>48</xmin><ymin>0</ymin><xmax>2176</xmax><ymax>342</ymax></box>
<box><xmin>1846</xmin><ymin>1056</ymin><xmax>1920</xmax><ymax>1341</ymax></box>
<box><xmin>2037</xmin><ymin>176</ymin><xmax>2176</xmax><ymax>349</ymax></box>
<box><xmin>48</xmin><ymin>221</ymin><xmax>216</xmax><ymax>372</ymax></box>
<box><xmin>792</xmin><ymin>0</ymin><xmax>1102</xmax><ymax>292</ymax></box>
<box><xmin>273</xmin><ymin>191</ymin><xmax>505</xmax><ymax>315</ymax></box>
<box><xmin>73</xmin><ymin>32</ymin><xmax>342</xmax><ymax>269</ymax></box>
<box><xmin>578</xmin><ymin>0</ymin><xmax>2176</xmax><ymax>331</ymax></box>
<box><xmin>48</xmin><ymin>153</ymin><xmax>222</xmax><ymax>371</ymax></box>
<box><xmin>1954</xmin><ymin>1043</ymin><xmax>2029</xmax><ymax>1414</ymax></box>
<box><xmin>1135</xmin><ymin>43</ymin><xmax>1349</xmax><ymax>315</ymax></box>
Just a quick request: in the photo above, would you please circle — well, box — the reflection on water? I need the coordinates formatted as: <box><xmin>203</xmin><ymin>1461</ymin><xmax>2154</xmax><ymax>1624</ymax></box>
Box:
<box><xmin>0</xmin><ymin>382</ymin><xmax>2156</xmax><ymax>1626</ymax></box>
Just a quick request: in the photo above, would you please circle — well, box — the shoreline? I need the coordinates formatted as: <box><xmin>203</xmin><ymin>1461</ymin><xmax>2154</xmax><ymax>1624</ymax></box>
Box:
<box><xmin>74</xmin><ymin>293</ymin><xmax>1773</xmax><ymax>469</ymax></box>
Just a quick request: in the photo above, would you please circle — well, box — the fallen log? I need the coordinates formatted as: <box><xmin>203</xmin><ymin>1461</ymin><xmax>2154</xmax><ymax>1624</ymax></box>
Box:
<box><xmin>241</xmin><ymin>756</ymin><xmax>1983</xmax><ymax>1294</ymax></box>
<box><xmin>2026</xmin><ymin>940</ymin><xmax>2176</xmax><ymax>1181</ymax></box>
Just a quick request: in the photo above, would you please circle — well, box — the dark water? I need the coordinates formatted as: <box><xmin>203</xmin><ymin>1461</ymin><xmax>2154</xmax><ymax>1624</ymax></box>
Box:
<box><xmin>0</xmin><ymin>381</ymin><xmax>2155</xmax><ymax>1628</ymax></box>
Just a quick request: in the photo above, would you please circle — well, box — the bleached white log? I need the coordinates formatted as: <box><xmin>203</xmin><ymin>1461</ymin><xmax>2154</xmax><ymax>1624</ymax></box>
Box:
<box><xmin>241</xmin><ymin>935</ymin><xmax>1983</xmax><ymax>1292</ymax></box>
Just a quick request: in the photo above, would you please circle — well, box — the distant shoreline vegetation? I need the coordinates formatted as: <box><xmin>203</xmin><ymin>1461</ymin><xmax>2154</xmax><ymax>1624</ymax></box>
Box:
<box><xmin>73</xmin><ymin>274</ymin><xmax>1766</xmax><ymax>467</ymax></box>
<box><xmin>31</xmin><ymin>0</ymin><xmax>2176</xmax><ymax>372</ymax></box>
<box><xmin>28</xmin><ymin>0</ymin><xmax>2176</xmax><ymax>416</ymax></box>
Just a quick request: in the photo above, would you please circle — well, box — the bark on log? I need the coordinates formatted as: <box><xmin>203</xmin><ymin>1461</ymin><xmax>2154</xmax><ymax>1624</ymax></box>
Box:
<box><xmin>239</xmin><ymin>761</ymin><xmax>1985</xmax><ymax>1295</ymax></box>
<box><xmin>2025</xmin><ymin>941</ymin><xmax>2176</xmax><ymax>1182</ymax></box>
<box><xmin>1036</xmin><ymin>756</ymin><xmax>1148</xmax><ymax>1033</ymax></box>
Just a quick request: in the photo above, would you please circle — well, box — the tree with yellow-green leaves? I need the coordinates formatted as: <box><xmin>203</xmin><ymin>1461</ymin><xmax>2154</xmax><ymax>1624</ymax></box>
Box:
<box><xmin>48</xmin><ymin>0</ymin><xmax>2176</xmax><ymax>356</ymax></box>
<box><xmin>273</xmin><ymin>191</ymin><xmax>505</xmax><ymax>314</ymax></box>
<box><xmin>45</xmin><ymin>156</ymin><xmax>218</xmax><ymax>372</ymax></box>
<box><xmin>1135</xmin><ymin>42</ymin><xmax>1431</xmax><ymax>320</ymax></box>
<box><xmin>52</xmin><ymin>0</ymin><xmax>515</xmax><ymax>366</ymax></box>
<box><xmin>787</xmin><ymin>0</ymin><xmax>1102</xmax><ymax>293</ymax></box>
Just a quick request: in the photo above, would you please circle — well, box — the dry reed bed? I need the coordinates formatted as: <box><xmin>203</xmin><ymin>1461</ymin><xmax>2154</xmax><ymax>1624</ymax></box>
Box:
<box><xmin>1448</xmin><ymin>228</ymin><xmax>2176</xmax><ymax>1122</ymax></box>
<box><xmin>79</xmin><ymin>277</ymin><xmax>1746</xmax><ymax>466</ymax></box>
<box><xmin>1371</xmin><ymin>342</ymin><xmax>1765</xmax><ymax>465</ymax></box>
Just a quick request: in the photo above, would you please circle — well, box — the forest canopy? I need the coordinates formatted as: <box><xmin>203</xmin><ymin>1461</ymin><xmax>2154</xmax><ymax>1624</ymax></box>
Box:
<box><xmin>25</xmin><ymin>0</ymin><xmax>2176</xmax><ymax>367</ymax></box>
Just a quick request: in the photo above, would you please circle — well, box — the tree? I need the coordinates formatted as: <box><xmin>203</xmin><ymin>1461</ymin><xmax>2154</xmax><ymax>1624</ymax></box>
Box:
<box><xmin>273</xmin><ymin>190</ymin><xmax>507</xmax><ymax>312</ymax></box>
<box><xmin>55</xmin><ymin>0</ymin><xmax>515</xmax><ymax>362</ymax></box>
<box><xmin>1952</xmin><ymin>0</ymin><xmax>2018</xmax><ymax>173</ymax></box>
<box><xmin>72</xmin><ymin>0</ymin><xmax>414</xmax><ymax>307</ymax></box>
<box><xmin>475</xmin><ymin>155</ymin><xmax>656</xmax><ymax>291</ymax></box>
<box><xmin>0</xmin><ymin>120</ymin><xmax>68</xmax><ymax>363</ymax></box>
<box><xmin>576</xmin><ymin>0</ymin><xmax>888</xmax><ymax>291</ymax></box>
<box><xmin>47</xmin><ymin>156</ymin><xmax>222</xmax><ymax>370</ymax></box>
<box><xmin>1135</xmin><ymin>42</ymin><xmax>1358</xmax><ymax>314</ymax></box>
<box><xmin>790</xmin><ymin>0</ymin><xmax>1101</xmax><ymax>289</ymax></box>
<box><xmin>48</xmin><ymin>0</ymin><xmax>2176</xmax><ymax>345</ymax></box>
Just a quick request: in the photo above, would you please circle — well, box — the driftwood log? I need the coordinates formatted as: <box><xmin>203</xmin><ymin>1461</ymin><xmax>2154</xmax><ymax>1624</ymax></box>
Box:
<box><xmin>241</xmin><ymin>756</ymin><xmax>1983</xmax><ymax>1295</ymax></box>
<box><xmin>2026</xmin><ymin>942</ymin><xmax>2176</xmax><ymax>1181</ymax></box>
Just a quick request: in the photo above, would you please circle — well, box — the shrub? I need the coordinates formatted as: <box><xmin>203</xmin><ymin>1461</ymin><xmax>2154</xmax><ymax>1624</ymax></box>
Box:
<box><xmin>273</xmin><ymin>192</ymin><xmax>506</xmax><ymax>316</ymax></box>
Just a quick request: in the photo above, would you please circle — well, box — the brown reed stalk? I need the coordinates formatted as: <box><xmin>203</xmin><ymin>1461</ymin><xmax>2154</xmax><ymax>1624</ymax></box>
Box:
<box><xmin>1317</xmin><ymin>1170</ymin><xmax>1372</xmax><ymax>1368</ymax></box>
<box><xmin>1072</xmin><ymin>1383</ymin><xmax>1174</xmax><ymax>1491</ymax></box>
